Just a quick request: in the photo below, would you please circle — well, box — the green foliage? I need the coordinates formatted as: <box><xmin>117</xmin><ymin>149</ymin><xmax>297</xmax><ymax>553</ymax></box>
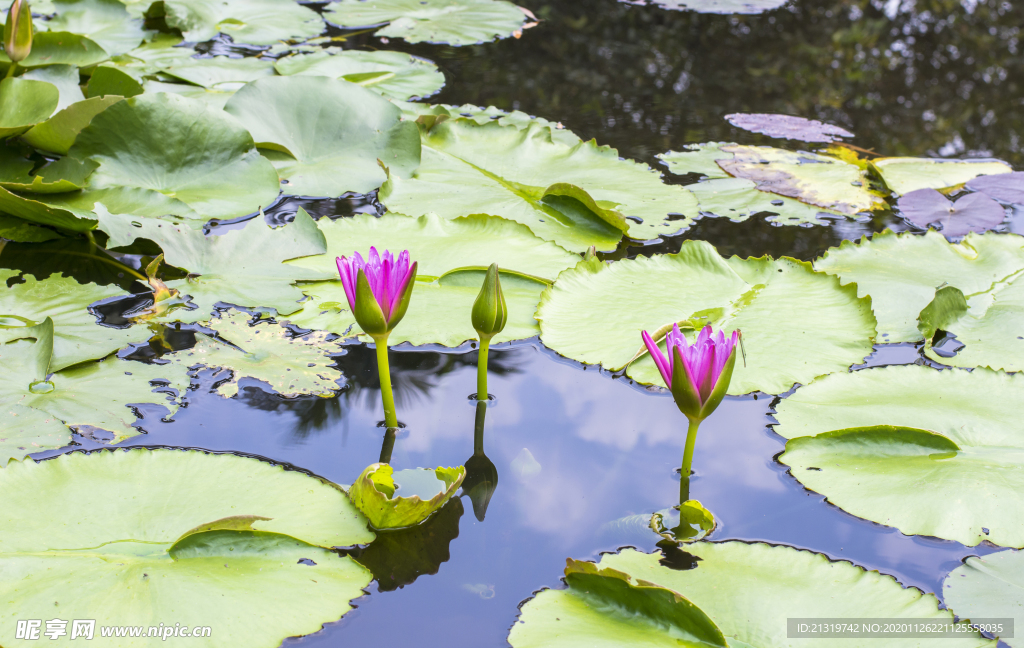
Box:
<box><xmin>349</xmin><ymin>463</ymin><xmax>466</xmax><ymax>530</ymax></box>
<box><xmin>275</xmin><ymin>48</ymin><xmax>445</xmax><ymax>101</ymax></box>
<box><xmin>944</xmin><ymin>550</ymin><xmax>1024</xmax><ymax>648</ymax></box>
<box><xmin>324</xmin><ymin>0</ymin><xmax>528</xmax><ymax>46</ymax></box>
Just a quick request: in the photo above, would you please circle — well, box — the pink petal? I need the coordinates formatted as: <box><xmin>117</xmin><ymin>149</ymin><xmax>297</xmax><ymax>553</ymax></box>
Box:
<box><xmin>336</xmin><ymin>256</ymin><xmax>357</xmax><ymax>311</ymax></box>
<box><xmin>643</xmin><ymin>330</ymin><xmax>672</xmax><ymax>387</ymax></box>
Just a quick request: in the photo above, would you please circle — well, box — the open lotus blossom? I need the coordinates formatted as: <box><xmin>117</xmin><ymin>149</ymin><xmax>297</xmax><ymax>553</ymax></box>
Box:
<box><xmin>336</xmin><ymin>247</ymin><xmax>417</xmax><ymax>338</ymax></box>
<box><xmin>642</xmin><ymin>324</ymin><xmax>740</xmax><ymax>423</ymax></box>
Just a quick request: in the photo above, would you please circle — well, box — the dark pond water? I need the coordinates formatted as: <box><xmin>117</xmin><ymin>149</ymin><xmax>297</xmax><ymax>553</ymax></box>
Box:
<box><xmin>16</xmin><ymin>0</ymin><xmax>1024</xmax><ymax>646</ymax></box>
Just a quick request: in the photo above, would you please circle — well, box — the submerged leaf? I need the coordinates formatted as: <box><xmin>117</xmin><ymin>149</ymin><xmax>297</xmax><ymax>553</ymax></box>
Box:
<box><xmin>898</xmin><ymin>188</ymin><xmax>1005</xmax><ymax>237</ymax></box>
<box><xmin>775</xmin><ymin>365</ymin><xmax>1024</xmax><ymax>547</ymax></box>
<box><xmin>324</xmin><ymin>0</ymin><xmax>528</xmax><ymax>46</ymax></box>
<box><xmin>0</xmin><ymin>449</ymin><xmax>373</xmax><ymax>647</ymax></box>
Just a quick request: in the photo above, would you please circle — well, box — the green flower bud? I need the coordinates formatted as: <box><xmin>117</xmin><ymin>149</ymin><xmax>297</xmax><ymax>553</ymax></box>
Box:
<box><xmin>471</xmin><ymin>263</ymin><xmax>507</xmax><ymax>342</ymax></box>
<box><xmin>4</xmin><ymin>0</ymin><xmax>32</xmax><ymax>64</ymax></box>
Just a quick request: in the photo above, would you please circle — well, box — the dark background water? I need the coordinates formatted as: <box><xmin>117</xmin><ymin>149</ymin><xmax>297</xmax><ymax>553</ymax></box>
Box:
<box><xmin>14</xmin><ymin>0</ymin><xmax>1024</xmax><ymax>645</ymax></box>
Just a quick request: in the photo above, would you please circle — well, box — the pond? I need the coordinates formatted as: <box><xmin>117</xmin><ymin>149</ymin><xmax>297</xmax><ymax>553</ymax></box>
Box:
<box><xmin>1</xmin><ymin>0</ymin><xmax>1023</xmax><ymax>646</ymax></box>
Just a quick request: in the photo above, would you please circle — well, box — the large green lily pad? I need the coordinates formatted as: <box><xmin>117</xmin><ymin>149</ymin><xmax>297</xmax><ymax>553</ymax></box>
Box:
<box><xmin>167</xmin><ymin>310</ymin><xmax>344</xmax><ymax>398</ymax></box>
<box><xmin>0</xmin><ymin>77</ymin><xmax>59</xmax><ymax>139</ymax></box>
<box><xmin>0</xmin><ymin>319</ymin><xmax>189</xmax><ymax>445</ymax></box>
<box><xmin>943</xmin><ymin>550</ymin><xmax>1024</xmax><ymax>648</ymax></box>
<box><xmin>7</xmin><ymin>31</ymin><xmax>110</xmax><ymax>68</ymax></box>
<box><xmin>593</xmin><ymin>543</ymin><xmax>991</xmax><ymax>648</ymax></box>
<box><xmin>873</xmin><ymin>157</ymin><xmax>1014</xmax><ymax>196</ymax></box>
<box><xmin>324</xmin><ymin>0</ymin><xmax>528</xmax><ymax>46</ymax></box>
<box><xmin>275</xmin><ymin>48</ymin><xmax>445</xmax><ymax>101</ymax></box>
<box><xmin>48</xmin><ymin>0</ymin><xmax>147</xmax><ymax>55</ymax></box>
<box><xmin>775</xmin><ymin>365</ymin><xmax>1024</xmax><ymax>547</ymax></box>
<box><xmin>0</xmin><ymin>268</ymin><xmax>148</xmax><ymax>372</ymax></box>
<box><xmin>814</xmin><ymin>230</ymin><xmax>1024</xmax><ymax>343</ymax></box>
<box><xmin>0</xmin><ymin>448</ymin><xmax>374</xmax><ymax>648</ymax></box>
<box><xmin>19</xmin><ymin>95</ymin><xmax>123</xmax><ymax>155</ymax></box>
<box><xmin>21</xmin><ymin>65</ymin><xmax>85</xmax><ymax>113</ymax></box>
<box><xmin>157</xmin><ymin>55</ymin><xmax>275</xmax><ymax>90</ymax></box>
<box><xmin>658</xmin><ymin>143</ymin><xmax>733</xmax><ymax>179</ymax></box>
<box><xmin>379</xmin><ymin>118</ymin><xmax>699</xmax><ymax>252</ymax></box>
<box><xmin>537</xmin><ymin>241</ymin><xmax>876</xmax><ymax>395</ymax></box>
<box><xmin>0</xmin><ymin>404</ymin><xmax>72</xmax><ymax>466</ymax></box>
<box><xmin>98</xmin><ymin>208</ymin><xmax>329</xmax><ymax>323</ymax></box>
<box><xmin>161</xmin><ymin>0</ymin><xmax>325</xmax><ymax>46</ymax></box>
<box><xmin>70</xmin><ymin>92</ymin><xmax>281</xmax><ymax>220</ymax></box>
<box><xmin>509</xmin><ymin>559</ymin><xmax>728</xmax><ymax>648</ymax></box>
<box><xmin>223</xmin><ymin>76</ymin><xmax>420</xmax><ymax>198</ymax></box>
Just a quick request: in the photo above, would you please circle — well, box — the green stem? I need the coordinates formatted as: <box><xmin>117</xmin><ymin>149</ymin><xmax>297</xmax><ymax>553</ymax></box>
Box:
<box><xmin>680</xmin><ymin>418</ymin><xmax>701</xmax><ymax>503</ymax></box>
<box><xmin>473</xmin><ymin>401</ymin><xmax>487</xmax><ymax>455</ymax></box>
<box><xmin>374</xmin><ymin>335</ymin><xmax>398</xmax><ymax>429</ymax></box>
<box><xmin>379</xmin><ymin>427</ymin><xmax>397</xmax><ymax>464</ymax></box>
<box><xmin>4</xmin><ymin>63</ymin><xmax>17</xmax><ymax>79</ymax></box>
<box><xmin>476</xmin><ymin>337</ymin><xmax>490</xmax><ymax>400</ymax></box>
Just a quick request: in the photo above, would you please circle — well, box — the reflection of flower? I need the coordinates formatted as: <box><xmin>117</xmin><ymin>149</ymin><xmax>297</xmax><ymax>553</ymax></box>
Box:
<box><xmin>642</xmin><ymin>324</ymin><xmax>739</xmax><ymax>423</ymax></box>
<box><xmin>336</xmin><ymin>247</ymin><xmax>417</xmax><ymax>337</ymax></box>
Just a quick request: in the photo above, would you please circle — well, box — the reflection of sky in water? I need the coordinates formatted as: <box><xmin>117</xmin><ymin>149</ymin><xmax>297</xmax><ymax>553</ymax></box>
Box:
<box><xmin>43</xmin><ymin>341</ymin><xmax>999</xmax><ymax>647</ymax></box>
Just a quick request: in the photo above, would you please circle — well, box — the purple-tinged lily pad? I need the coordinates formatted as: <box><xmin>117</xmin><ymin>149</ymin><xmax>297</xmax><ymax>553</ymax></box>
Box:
<box><xmin>724</xmin><ymin>113</ymin><xmax>853</xmax><ymax>143</ymax></box>
<box><xmin>898</xmin><ymin>188</ymin><xmax>1006</xmax><ymax>238</ymax></box>
<box><xmin>966</xmin><ymin>172</ymin><xmax>1024</xmax><ymax>206</ymax></box>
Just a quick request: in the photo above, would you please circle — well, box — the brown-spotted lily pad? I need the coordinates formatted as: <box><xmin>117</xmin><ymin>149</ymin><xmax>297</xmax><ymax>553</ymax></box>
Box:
<box><xmin>898</xmin><ymin>188</ymin><xmax>1006</xmax><ymax>238</ymax></box>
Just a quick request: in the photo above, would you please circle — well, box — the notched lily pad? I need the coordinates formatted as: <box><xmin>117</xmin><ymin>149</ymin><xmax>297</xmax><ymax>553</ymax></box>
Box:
<box><xmin>275</xmin><ymin>48</ymin><xmax>445</xmax><ymax>102</ymax></box>
<box><xmin>650</xmin><ymin>500</ymin><xmax>716</xmax><ymax>545</ymax></box>
<box><xmin>873</xmin><ymin>157</ymin><xmax>1013</xmax><ymax>196</ymax></box>
<box><xmin>167</xmin><ymin>310</ymin><xmax>344</xmax><ymax>398</ymax></box>
<box><xmin>898</xmin><ymin>188</ymin><xmax>1006</xmax><ymax>237</ymax></box>
<box><xmin>349</xmin><ymin>463</ymin><xmax>466</xmax><ymax>530</ymax></box>
<box><xmin>160</xmin><ymin>0</ymin><xmax>325</xmax><ymax>46</ymax></box>
<box><xmin>324</xmin><ymin>0</ymin><xmax>529</xmax><ymax>46</ymax></box>
<box><xmin>725</xmin><ymin>113</ymin><xmax>853</xmax><ymax>143</ymax></box>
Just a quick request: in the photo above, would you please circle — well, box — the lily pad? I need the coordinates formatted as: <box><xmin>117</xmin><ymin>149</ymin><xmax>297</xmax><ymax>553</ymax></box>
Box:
<box><xmin>509</xmin><ymin>559</ymin><xmax>728</xmax><ymax>648</ymax></box>
<box><xmin>644</xmin><ymin>0</ymin><xmax>789</xmax><ymax>14</ymax></box>
<box><xmin>161</xmin><ymin>0</ymin><xmax>325</xmax><ymax>46</ymax></box>
<box><xmin>399</xmin><ymin>101</ymin><xmax>578</xmax><ymax>144</ymax></box>
<box><xmin>689</xmin><ymin>177</ymin><xmax>835</xmax><ymax>225</ymax></box>
<box><xmin>0</xmin><ymin>77</ymin><xmax>59</xmax><ymax>140</ymax></box>
<box><xmin>223</xmin><ymin>76</ymin><xmax>420</xmax><ymax>198</ymax></box>
<box><xmin>0</xmin><ymin>185</ymin><xmax>96</xmax><ymax>231</ymax></box>
<box><xmin>158</xmin><ymin>55</ymin><xmax>275</xmax><ymax>89</ymax></box>
<box><xmin>0</xmin><ymin>319</ymin><xmax>188</xmax><ymax>443</ymax></box>
<box><xmin>167</xmin><ymin>310</ymin><xmax>344</xmax><ymax>398</ymax></box>
<box><xmin>873</xmin><ymin>157</ymin><xmax>1014</xmax><ymax>196</ymax></box>
<box><xmin>21</xmin><ymin>64</ymin><xmax>85</xmax><ymax>113</ymax></box>
<box><xmin>0</xmin><ymin>403</ymin><xmax>72</xmax><ymax>465</ymax></box>
<box><xmin>715</xmin><ymin>144</ymin><xmax>885</xmax><ymax>215</ymax></box>
<box><xmin>814</xmin><ymin>230</ymin><xmax>1024</xmax><ymax>343</ymax></box>
<box><xmin>142</xmin><ymin>79</ymin><xmax>236</xmax><ymax>108</ymax></box>
<box><xmin>658</xmin><ymin>143</ymin><xmax>733</xmax><ymax>179</ymax></box>
<box><xmin>724</xmin><ymin>113</ymin><xmax>853</xmax><ymax>143</ymax></box>
<box><xmin>99</xmin><ymin>209</ymin><xmax>329</xmax><ymax>323</ymax></box>
<box><xmin>275</xmin><ymin>48</ymin><xmax>445</xmax><ymax>101</ymax></box>
<box><xmin>0</xmin><ymin>269</ymin><xmax>149</xmax><ymax>371</ymax></box>
<box><xmin>943</xmin><ymin>550</ymin><xmax>1024</xmax><ymax>648</ymax></box>
<box><xmin>287</xmin><ymin>212</ymin><xmax>579</xmax><ymax>279</ymax></box>
<box><xmin>536</xmin><ymin>241</ymin><xmax>876</xmax><ymax>395</ymax></box>
<box><xmin>967</xmin><ymin>171</ymin><xmax>1024</xmax><ymax>205</ymax></box>
<box><xmin>775</xmin><ymin>365</ymin><xmax>1024</xmax><ymax>547</ymax></box>
<box><xmin>48</xmin><ymin>0</ymin><xmax>147</xmax><ymax>56</ymax></box>
<box><xmin>85</xmin><ymin>64</ymin><xmax>144</xmax><ymax>97</ymax></box>
<box><xmin>19</xmin><ymin>95</ymin><xmax>123</xmax><ymax>155</ymax></box>
<box><xmin>324</xmin><ymin>0</ymin><xmax>528</xmax><ymax>46</ymax></box>
<box><xmin>0</xmin><ymin>214</ymin><xmax>62</xmax><ymax>241</ymax></box>
<box><xmin>0</xmin><ymin>155</ymin><xmax>97</xmax><ymax>194</ymax></box>
<box><xmin>70</xmin><ymin>92</ymin><xmax>281</xmax><ymax>220</ymax></box>
<box><xmin>9</xmin><ymin>31</ymin><xmax>110</xmax><ymax>68</ymax></box>
<box><xmin>898</xmin><ymin>188</ymin><xmax>1006</xmax><ymax>237</ymax></box>
<box><xmin>0</xmin><ymin>448</ymin><xmax>374</xmax><ymax>647</ymax></box>
<box><xmin>379</xmin><ymin>118</ymin><xmax>699</xmax><ymax>252</ymax></box>
<box><xmin>595</xmin><ymin>543</ymin><xmax>990</xmax><ymax>648</ymax></box>
<box><xmin>349</xmin><ymin>463</ymin><xmax>465</xmax><ymax>530</ymax></box>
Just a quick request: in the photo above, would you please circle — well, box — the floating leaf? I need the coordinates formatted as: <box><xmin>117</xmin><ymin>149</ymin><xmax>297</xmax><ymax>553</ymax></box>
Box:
<box><xmin>0</xmin><ymin>449</ymin><xmax>374</xmax><ymax>647</ymax></box>
<box><xmin>106</xmin><ymin>33</ymin><xmax>196</xmax><ymax>78</ymax></box>
<box><xmin>967</xmin><ymin>171</ymin><xmax>1024</xmax><ymax>205</ymax></box>
<box><xmin>349</xmin><ymin>463</ymin><xmax>465</xmax><ymax>530</ymax></box>
<box><xmin>725</xmin><ymin>113</ymin><xmax>853</xmax><ymax>143</ymax></box>
<box><xmin>85</xmin><ymin>64</ymin><xmax>144</xmax><ymax>97</ymax></box>
<box><xmin>379</xmin><ymin>118</ymin><xmax>699</xmax><ymax>252</ymax></box>
<box><xmin>2</xmin><ymin>31</ymin><xmax>110</xmax><ymax>68</ymax></box>
<box><xmin>142</xmin><ymin>79</ymin><xmax>235</xmax><ymax>108</ymax></box>
<box><xmin>814</xmin><ymin>230</ymin><xmax>1024</xmax><ymax>343</ymax></box>
<box><xmin>0</xmin><ymin>214</ymin><xmax>62</xmax><ymax>241</ymax></box>
<box><xmin>775</xmin><ymin>365</ymin><xmax>1024</xmax><ymax>547</ymax></box>
<box><xmin>324</xmin><ymin>0</ymin><xmax>528</xmax><ymax>46</ymax></box>
<box><xmin>48</xmin><ymin>0</ymin><xmax>147</xmax><ymax>56</ymax></box>
<box><xmin>943</xmin><ymin>550</ymin><xmax>1024</xmax><ymax>648</ymax></box>
<box><xmin>70</xmin><ymin>92</ymin><xmax>281</xmax><ymax>220</ymax></box>
<box><xmin>0</xmin><ymin>269</ymin><xmax>149</xmax><ymax>371</ymax></box>
<box><xmin>98</xmin><ymin>208</ymin><xmax>329</xmax><ymax>323</ymax></box>
<box><xmin>537</xmin><ymin>241</ymin><xmax>876</xmax><ymax>395</ymax></box>
<box><xmin>21</xmin><ymin>64</ymin><xmax>85</xmax><ymax>113</ymax></box>
<box><xmin>0</xmin><ymin>403</ymin><xmax>71</xmax><ymax>465</ymax></box>
<box><xmin>19</xmin><ymin>95</ymin><xmax>123</xmax><ymax>155</ymax></box>
<box><xmin>161</xmin><ymin>0</ymin><xmax>325</xmax><ymax>46</ymax></box>
<box><xmin>0</xmin><ymin>319</ymin><xmax>188</xmax><ymax>443</ymax></box>
<box><xmin>898</xmin><ymin>188</ymin><xmax>1006</xmax><ymax>237</ymax></box>
<box><xmin>594</xmin><ymin>543</ymin><xmax>989</xmax><ymax>647</ymax></box>
<box><xmin>223</xmin><ymin>76</ymin><xmax>420</xmax><ymax>198</ymax></box>
<box><xmin>873</xmin><ymin>157</ymin><xmax>1013</xmax><ymax>196</ymax></box>
<box><xmin>275</xmin><ymin>48</ymin><xmax>445</xmax><ymax>101</ymax></box>
<box><xmin>715</xmin><ymin>144</ymin><xmax>884</xmax><ymax>215</ymax></box>
<box><xmin>158</xmin><ymin>55</ymin><xmax>275</xmax><ymax>89</ymax></box>
<box><xmin>642</xmin><ymin>0</ymin><xmax>788</xmax><ymax>14</ymax></box>
<box><xmin>689</xmin><ymin>177</ymin><xmax>835</xmax><ymax>225</ymax></box>
<box><xmin>167</xmin><ymin>310</ymin><xmax>344</xmax><ymax>398</ymax></box>
<box><xmin>0</xmin><ymin>184</ymin><xmax>96</xmax><ymax>231</ymax></box>
<box><xmin>658</xmin><ymin>143</ymin><xmax>733</xmax><ymax>179</ymax></box>
<box><xmin>400</xmin><ymin>101</ymin><xmax>579</xmax><ymax>145</ymax></box>
<box><xmin>510</xmin><ymin>559</ymin><xmax>728</xmax><ymax>648</ymax></box>
<box><xmin>0</xmin><ymin>77</ymin><xmax>59</xmax><ymax>139</ymax></box>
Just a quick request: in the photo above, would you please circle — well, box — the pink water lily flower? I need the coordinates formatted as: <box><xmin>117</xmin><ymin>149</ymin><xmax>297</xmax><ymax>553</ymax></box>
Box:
<box><xmin>336</xmin><ymin>247</ymin><xmax>417</xmax><ymax>337</ymax></box>
<box><xmin>642</xmin><ymin>324</ymin><xmax>740</xmax><ymax>422</ymax></box>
